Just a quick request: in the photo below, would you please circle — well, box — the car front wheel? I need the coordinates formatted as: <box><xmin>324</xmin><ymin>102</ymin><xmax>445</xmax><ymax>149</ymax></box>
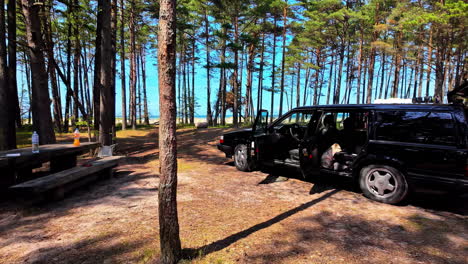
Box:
<box><xmin>234</xmin><ymin>144</ymin><xmax>253</xmax><ymax>172</ymax></box>
<box><xmin>359</xmin><ymin>165</ymin><xmax>408</xmax><ymax>204</ymax></box>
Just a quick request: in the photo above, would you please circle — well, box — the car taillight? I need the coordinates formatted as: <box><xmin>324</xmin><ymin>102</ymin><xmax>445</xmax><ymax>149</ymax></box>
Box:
<box><xmin>220</xmin><ymin>136</ymin><xmax>224</xmax><ymax>144</ymax></box>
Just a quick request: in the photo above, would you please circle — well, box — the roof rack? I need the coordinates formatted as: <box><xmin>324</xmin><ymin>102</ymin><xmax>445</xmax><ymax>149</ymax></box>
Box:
<box><xmin>374</xmin><ymin>96</ymin><xmax>441</xmax><ymax>104</ymax></box>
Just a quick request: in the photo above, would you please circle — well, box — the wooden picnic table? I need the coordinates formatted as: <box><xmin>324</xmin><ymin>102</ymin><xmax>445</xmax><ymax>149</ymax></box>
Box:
<box><xmin>0</xmin><ymin>142</ymin><xmax>100</xmax><ymax>189</ymax></box>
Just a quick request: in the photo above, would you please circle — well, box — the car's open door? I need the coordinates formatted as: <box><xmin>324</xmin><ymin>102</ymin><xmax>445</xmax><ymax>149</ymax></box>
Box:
<box><xmin>253</xmin><ymin>110</ymin><xmax>269</xmax><ymax>135</ymax></box>
<box><xmin>252</xmin><ymin>110</ymin><xmax>272</xmax><ymax>163</ymax></box>
<box><xmin>299</xmin><ymin>111</ymin><xmax>322</xmax><ymax>178</ymax></box>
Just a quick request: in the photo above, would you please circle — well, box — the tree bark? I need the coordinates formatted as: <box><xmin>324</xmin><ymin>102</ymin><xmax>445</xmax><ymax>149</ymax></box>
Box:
<box><xmin>111</xmin><ymin>0</ymin><xmax>117</xmax><ymax>140</ymax></box>
<box><xmin>129</xmin><ymin>0</ymin><xmax>137</xmax><ymax>129</ymax></box>
<box><xmin>93</xmin><ymin>0</ymin><xmax>103</xmax><ymax>130</ymax></box>
<box><xmin>0</xmin><ymin>0</ymin><xmax>15</xmax><ymax>150</ymax></box>
<box><xmin>120</xmin><ymin>0</ymin><xmax>127</xmax><ymax>130</ymax></box>
<box><xmin>256</xmin><ymin>29</ymin><xmax>265</xmax><ymax>113</ymax></box>
<box><xmin>73</xmin><ymin>5</ymin><xmax>81</xmax><ymax>127</ymax></box>
<box><xmin>366</xmin><ymin>3</ymin><xmax>379</xmax><ymax>104</ymax></box>
<box><xmin>204</xmin><ymin>9</ymin><xmax>212</xmax><ymax>126</ymax></box>
<box><xmin>7</xmin><ymin>0</ymin><xmax>21</xmax><ymax>129</ymax></box>
<box><xmin>232</xmin><ymin>15</ymin><xmax>239</xmax><ymax>127</ymax></box>
<box><xmin>326</xmin><ymin>52</ymin><xmax>334</xmax><ymax>105</ymax></box>
<box><xmin>296</xmin><ymin>63</ymin><xmax>301</xmax><ymax>107</ymax></box>
<box><xmin>279</xmin><ymin>6</ymin><xmax>287</xmax><ymax>116</ymax></box>
<box><xmin>20</xmin><ymin>0</ymin><xmax>56</xmax><ymax>144</ymax></box>
<box><xmin>270</xmin><ymin>17</ymin><xmax>277</xmax><ymax>122</ymax></box>
<box><xmin>190</xmin><ymin>38</ymin><xmax>195</xmax><ymax>124</ymax></box>
<box><xmin>356</xmin><ymin>28</ymin><xmax>363</xmax><ymax>104</ymax></box>
<box><xmin>425</xmin><ymin>28</ymin><xmax>433</xmax><ymax>97</ymax></box>
<box><xmin>44</xmin><ymin>8</ymin><xmax>63</xmax><ymax>132</ymax></box>
<box><xmin>98</xmin><ymin>0</ymin><xmax>113</xmax><ymax>146</ymax></box>
<box><xmin>158</xmin><ymin>0</ymin><xmax>182</xmax><ymax>263</ymax></box>
<box><xmin>142</xmin><ymin>46</ymin><xmax>149</xmax><ymax>125</ymax></box>
<box><xmin>391</xmin><ymin>31</ymin><xmax>402</xmax><ymax>98</ymax></box>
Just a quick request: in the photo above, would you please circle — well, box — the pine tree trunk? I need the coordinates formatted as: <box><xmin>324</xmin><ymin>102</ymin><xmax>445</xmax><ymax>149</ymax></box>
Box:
<box><xmin>425</xmin><ymin>28</ymin><xmax>433</xmax><ymax>97</ymax></box>
<box><xmin>111</xmin><ymin>0</ymin><xmax>117</xmax><ymax>140</ymax></box>
<box><xmin>120</xmin><ymin>0</ymin><xmax>127</xmax><ymax>130</ymax></box>
<box><xmin>137</xmin><ymin>52</ymin><xmax>142</xmax><ymax>124</ymax></box>
<box><xmin>391</xmin><ymin>31</ymin><xmax>402</xmax><ymax>98</ymax></box>
<box><xmin>23</xmin><ymin>52</ymin><xmax>32</xmax><ymax>125</ymax></box>
<box><xmin>232</xmin><ymin>15</ymin><xmax>239</xmax><ymax>127</ymax></box>
<box><xmin>142</xmin><ymin>47</ymin><xmax>149</xmax><ymax>125</ymax></box>
<box><xmin>204</xmin><ymin>10</ymin><xmax>212</xmax><ymax>126</ymax></box>
<box><xmin>44</xmin><ymin>12</ymin><xmax>63</xmax><ymax>132</ymax></box>
<box><xmin>326</xmin><ymin>52</ymin><xmax>334</xmax><ymax>105</ymax></box>
<box><xmin>220</xmin><ymin>29</ymin><xmax>227</xmax><ymax>126</ymax></box>
<box><xmin>98</xmin><ymin>0</ymin><xmax>113</xmax><ymax>146</ymax></box>
<box><xmin>73</xmin><ymin>9</ymin><xmax>81</xmax><ymax>127</ymax></box>
<box><xmin>245</xmin><ymin>39</ymin><xmax>255</xmax><ymax>122</ymax></box>
<box><xmin>93</xmin><ymin>0</ymin><xmax>102</xmax><ymax>131</ymax></box>
<box><xmin>356</xmin><ymin>29</ymin><xmax>363</xmax><ymax>104</ymax></box>
<box><xmin>129</xmin><ymin>0</ymin><xmax>137</xmax><ymax>129</ymax></box>
<box><xmin>158</xmin><ymin>0</ymin><xmax>182</xmax><ymax>262</ymax></box>
<box><xmin>270</xmin><ymin>17</ymin><xmax>277</xmax><ymax>122</ymax></box>
<box><xmin>20</xmin><ymin>0</ymin><xmax>56</xmax><ymax>144</ymax></box>
<box><xmin>296</xmin><ymin>63</ymin><xmax>301</xmax><ymax>107</ymax></box>
<box><xmin>182</xmin><ymin>49</ymin><xmax>187</xmax><ymax>124</ymax></box>
<box><xmin>0</xmin><ymin>0</ymin><xmax>15</xmax><ymax>150</ymax></box>
<box><xmin>379</xmin><ymin>52</ymin><xmax>386</xmax><ymax>99</ymax></box>
<box><xmin>7</xmin><ymin>0</ymin><xmax>21</xmax><ymax>129</ymax></box>
<box><xmin>366</xmin><ymin>3</ymin><xmax>379</xmax><ymax>104</ymax></box>
<box><xmin>279</xmin><ymin>6</ymin><xmax>287</xmax><ymax>116</ymax></box>
<box><xmin>190</xmin><ymin>39</ymin><xmax>195</xmax><ymax>124</ymax></box>
<box><xmin>257</xmin><ymin>30</ymin><xmax>265</xmax><ymax>113</ymax></box>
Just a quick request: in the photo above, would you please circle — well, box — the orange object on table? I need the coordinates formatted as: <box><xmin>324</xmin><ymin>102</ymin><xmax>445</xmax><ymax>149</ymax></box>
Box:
<box><xmin>73</xmin><ymin>128</ymin><xmax>81</xmax><ymax>146</ymax></box>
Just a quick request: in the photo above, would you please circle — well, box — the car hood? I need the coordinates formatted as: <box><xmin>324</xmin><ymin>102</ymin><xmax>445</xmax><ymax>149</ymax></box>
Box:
<box><xmin>224</xmin><ymin>128</ymin><xmax>252</xmax><ymax>136</ymax></box>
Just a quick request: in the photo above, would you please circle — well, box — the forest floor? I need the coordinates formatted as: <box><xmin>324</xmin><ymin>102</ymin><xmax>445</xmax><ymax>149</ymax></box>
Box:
<box><xmin>0</xmin><ymin>127</ymin><xmax>467</xmax><ymax>264</ymax></box>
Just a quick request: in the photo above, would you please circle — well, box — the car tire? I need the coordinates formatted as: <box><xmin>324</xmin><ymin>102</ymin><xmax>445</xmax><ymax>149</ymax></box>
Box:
<box><xmin>234</xmin><ymin>144</ymin><xmax>253</xmax><ymax>172</ymax></box>
<box><xmin>359</xmin><ymin>165</ymin><xmax>409</xmax><ymax>204</ymax></box>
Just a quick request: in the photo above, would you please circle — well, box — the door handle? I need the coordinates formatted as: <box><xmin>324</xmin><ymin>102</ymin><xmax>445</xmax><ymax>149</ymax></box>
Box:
<box><xmin>404</xmin><ymin>148</ymin><xmax>419</xmax><ymax>152</ymax></box>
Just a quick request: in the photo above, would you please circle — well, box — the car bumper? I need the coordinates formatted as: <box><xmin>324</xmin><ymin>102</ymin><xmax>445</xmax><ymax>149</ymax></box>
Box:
<box><xmin>217</xmin><ymin>144</ymin><xmax>233</xmax><ymax>158</ymax></box>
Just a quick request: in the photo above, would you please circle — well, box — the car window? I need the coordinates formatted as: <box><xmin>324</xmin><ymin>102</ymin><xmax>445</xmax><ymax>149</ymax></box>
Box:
<box><xmin>336</xmin><ymin>113</ymin><xmax>350</xmax><ymax>131</ymax></box>
<box><xmin>376</xmin><ymin>111</ymin><xmax>456</xmax><ymax>146</ymax></box>
<box><xmin>318</xmin><ymin>111</ymin><xmax>368</xmax><ymax>132</ymax></box>
<box><xmin>278</xmin><ymin>112</ymin><xmax>313</xmax><ymax>126</ymax></box>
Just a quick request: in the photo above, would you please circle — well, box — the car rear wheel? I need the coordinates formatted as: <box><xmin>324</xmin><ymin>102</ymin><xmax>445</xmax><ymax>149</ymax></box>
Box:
<box><xmin>234</xmin><ymin>144</ymin><xmax>253</xmax><ymax>172</ymax></box>
<box><xmin>359</xmin><ymin>165</ymin><xmax>408</xmax><ymax>204</ymax></box>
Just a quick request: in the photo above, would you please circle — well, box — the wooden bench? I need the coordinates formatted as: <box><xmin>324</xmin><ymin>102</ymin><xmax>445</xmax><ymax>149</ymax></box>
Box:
<box><xmin>9</xmin><ymin>156</ymin><xmax>123</xmax><ymax>202</ymax></box>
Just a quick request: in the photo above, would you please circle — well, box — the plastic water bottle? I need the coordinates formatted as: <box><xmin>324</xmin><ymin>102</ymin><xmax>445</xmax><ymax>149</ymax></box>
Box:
<box><xmin>32</xmin><ymin>131</ymin><xmax>39</xmax><ymax>153</ymax></box>
<box><xmin>73</xmin><ymin>128</ymin><xmax>81</xmax><ymax>146</ymax></box>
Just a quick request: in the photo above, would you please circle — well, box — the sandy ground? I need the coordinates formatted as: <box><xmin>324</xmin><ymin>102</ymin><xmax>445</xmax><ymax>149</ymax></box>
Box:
<box><xmin>0</xmin><ymin>127</ymin><xmax>467</xmax><ymax>264</ymax></box>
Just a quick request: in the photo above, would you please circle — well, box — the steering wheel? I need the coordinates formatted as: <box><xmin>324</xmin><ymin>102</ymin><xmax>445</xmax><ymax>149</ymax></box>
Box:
<box><xmin>289</xmin><ymin>124</ymin><xmax>301</xmax><ymax>142</ymax></box>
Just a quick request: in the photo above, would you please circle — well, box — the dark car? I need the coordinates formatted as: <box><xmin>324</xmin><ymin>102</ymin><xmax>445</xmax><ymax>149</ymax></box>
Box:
<box><xmin>217</xmin><ymin>85</ymin><xmax>468</xmax><ymax>204</ymax></box>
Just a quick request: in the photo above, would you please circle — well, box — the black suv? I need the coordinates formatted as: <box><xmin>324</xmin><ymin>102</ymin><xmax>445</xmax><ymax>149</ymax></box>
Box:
<box><xmin>217</xmin><ymin>85</ymin><xmax>468</xmax><ymax>204</ymax></box>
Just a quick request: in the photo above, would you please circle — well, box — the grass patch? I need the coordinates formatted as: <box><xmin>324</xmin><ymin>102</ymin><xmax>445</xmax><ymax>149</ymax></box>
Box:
<box><xmin>16</xmin><ymin>131</ymin><xmax>32</xmax><ymax>148</ymax></box>
<box><xmin>178</xmin><ymin>161</ymin><xmax>199</xmax><ymax>172</ymax></box>
<box><xmin>138</xmin><ymin>248</ymin><xmax>158</xmax><ymax>264</ymax></box>
<box><xmin>177</xmin><ymin>123</ymin><xmax>196</xmax><ymax>129</ymax></box>
<box><xmin>116</xmin><ymin>129</ymin><xmax>153</xmax><ymax>138</ymax></box>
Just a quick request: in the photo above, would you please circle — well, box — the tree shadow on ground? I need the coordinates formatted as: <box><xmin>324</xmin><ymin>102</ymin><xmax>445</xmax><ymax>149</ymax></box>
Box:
<box><xmin>256</xmin><ymin>165</ymin><xmax>468</xmax><ymax>216</ymax></box>
<box><xmin>0</xmin><ymin>168</ymin><xmax>158</xmax><ymax>247</ymax></box>
<box><xmin>246</xmin><ymin>210</ymin><xmax>468</xmax><ymax>264</ymax></box>
<box><xmin>182</xmin><ymin>189</ymin><xmax>340</xmax><ymax>259</ymax></box>
<box><xmin>18</xmin><ymin>231</ymin><xmax>151</xmax><ymax>264</ymax></box>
